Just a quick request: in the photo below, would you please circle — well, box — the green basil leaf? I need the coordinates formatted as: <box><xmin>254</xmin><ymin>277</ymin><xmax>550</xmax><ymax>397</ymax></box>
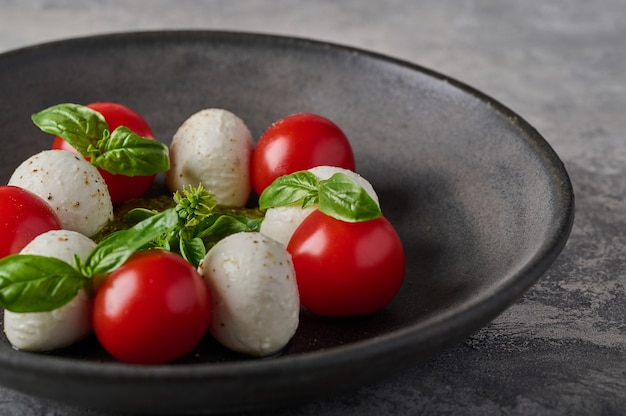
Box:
<box><xmin>157</xmin><ymin>236</ymin><xmax>173</xmax><ymax>252</ymax></box>
<box><xmin>226</xmin><ymin>214</ymin><xmax>263</xmax><ymax>232</ymax></box>
<box><xmin>196</xmin><ymin>214</ymin><xmax>263</xmax><ymax>247</ymax></box>
<box><xmin>318</xmin><ymin>173</ymin><xmax>382</xmax><ymax>222</ymax></box>
<box><xmin>124</xmin><ymin>207</ymin><xmax>159</xmax><ymax>224</ymax></box>
<box><xmin>81</xmin><ymin>208</ymin><xmax>179</xmax><ymax>276</ymax></box>
<box><xmin>258</xmin><ymin>170</ymin><xmax>320</xmax><ymax>210</ymax></box>
<box><xmin>31</xmin><ymin>103</ymin><xmax>108</xmax><ymax>155</ymax></box>
<box><xmin>91</xmin><ymin>126</ymin><xmax>170</xmax><ymax>176</ymax></box>
<box><xmin>0</xmin><ymin>255</ymin><xmax>85</xmax><ymax>313</ymax></box>
<box><xmin>179</xmin><ymin>237</ymin><xmax>206</xmax><ymax>268</ymax></box>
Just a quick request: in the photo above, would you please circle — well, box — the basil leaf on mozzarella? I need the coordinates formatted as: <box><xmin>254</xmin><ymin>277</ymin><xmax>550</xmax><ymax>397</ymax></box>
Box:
<box><xmin>259</xmin><ymin>170</ymin><xmax>381</xmax><ymax>222</ymax></box>
<box><xmin>0</xmin><ymin>255</ymin><xmax>85</xmax><ymax>313</ymax></box>
<box><xmin>258</xmin><ymin>170</ymin><xmax>319</xmax><ymax>210</ymax></box>
<box><xmin>31</xmin><ymin>103</ymin><xmax>108</xmax><ymax>155</ymax></box>
<box><xmin>318</xmin><ymin>173</ymin><xmax>382</xmax><ymax>222</ymax></box>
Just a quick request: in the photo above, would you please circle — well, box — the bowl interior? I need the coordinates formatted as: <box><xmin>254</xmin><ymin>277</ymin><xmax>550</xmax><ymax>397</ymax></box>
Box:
<box><xmin>0</xmin><ymin>31</ymin><xmax>574</xmax><ymax>413</ymax></box>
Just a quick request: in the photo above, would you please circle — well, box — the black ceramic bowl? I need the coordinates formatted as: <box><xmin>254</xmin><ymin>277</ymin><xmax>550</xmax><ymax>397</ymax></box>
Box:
<box><xmin>0</xmin><ymin>31</ymin><xmax>574</xmax><ymax>414</ymax></box>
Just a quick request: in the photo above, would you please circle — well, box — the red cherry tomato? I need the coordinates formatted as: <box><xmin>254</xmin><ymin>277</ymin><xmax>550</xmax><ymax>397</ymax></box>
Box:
<box><xmin>251</xmin><ymin>113</ymin><xmax>356</xmax><ymax>196</ymax></box>
<box><xmin>0</xmin><ymin>185</ymin><xmax>62</xmax><ymax>259</ymax></box>
<box><xmin>287</xmin><ymin>210</ymin><xmax>405</xmax><ymax>317</ymax></box>
<box><xmin>52</xmin><ymin>102</ymin><xmax>156</xmax><ymax>205</ymax></box>
<box><xmin>93</xmin><ymin>250</ymin><xmax>211</xmax><ymax>365</ymax></box>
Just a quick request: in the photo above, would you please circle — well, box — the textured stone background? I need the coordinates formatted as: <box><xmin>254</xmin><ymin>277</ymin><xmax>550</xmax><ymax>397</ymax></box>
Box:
<box><xmin>0</xmin><ymin>1</ymin><xmax>625</xmax><ymax>415</ymax></box>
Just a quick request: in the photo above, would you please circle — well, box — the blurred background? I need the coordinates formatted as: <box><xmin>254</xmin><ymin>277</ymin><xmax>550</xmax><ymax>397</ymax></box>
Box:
<box><xmin>2</xmin><ymin>1</ymin><xmax>623</xmax><ymax>169</ymax></box>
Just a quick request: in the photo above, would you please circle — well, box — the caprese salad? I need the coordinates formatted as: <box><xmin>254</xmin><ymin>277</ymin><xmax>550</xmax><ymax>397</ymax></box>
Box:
<box><xmin>0</xmin><ymin>102</ymin><xmax>405</xmax><ymax>364</ymax></box>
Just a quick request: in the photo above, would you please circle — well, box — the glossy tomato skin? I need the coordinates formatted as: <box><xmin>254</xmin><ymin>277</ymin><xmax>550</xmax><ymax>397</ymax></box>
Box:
<box><xmin>251</xmin><ymin>113</ymin><xmax>356</xmax><ymax>196</ymax></box>
<box><xmin>93</xmin><ymin>250</ymin><xmax>211</xmax><ymax>365</ymax></box>
<box><xmin>52</xmin><ymin>102</ymin><xmax>157</xmax><ymax>205</ymax></box>
<box><xmin>0</xmin><ymin>185</ymin><xmax>62</xmax><ymax>258</ymax></box>
<box><xmin>287</xmin><ymin>210</ymin><xmax>405</xmax><ymax>317</ymax></box>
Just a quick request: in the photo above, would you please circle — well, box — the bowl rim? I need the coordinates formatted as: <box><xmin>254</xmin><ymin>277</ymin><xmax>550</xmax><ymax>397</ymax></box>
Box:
<box><xmin>0</xmin><ymin>28</ymin><xmax>575</xmax><ymax>383</ymax></box>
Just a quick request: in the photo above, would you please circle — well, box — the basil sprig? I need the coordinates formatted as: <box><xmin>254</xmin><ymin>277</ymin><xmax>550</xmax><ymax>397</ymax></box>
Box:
<box><xmin>125</xmin><ymin>185</ymin><xmax>263</xmax><ymax>268</ymax></box>
<box><xmin>31</xmin><ymin>103</ymin><xmax>169</xmax><ymax>176</ymax></box>
<box><xmin>76</xmin><ymin>209</ymin><xmax>179</xmax><ymax>277</ymax></box>
<box><xmin>258</xmin><ymin>171</ymin><xmax>382</xmax><ymax>222</ymax></box>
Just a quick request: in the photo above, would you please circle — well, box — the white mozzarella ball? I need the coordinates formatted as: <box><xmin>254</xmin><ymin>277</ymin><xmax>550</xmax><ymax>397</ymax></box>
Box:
<box><xmin>166</xmin><ymin>108</ymin><xmax>253</xmax><ymax>207</ymax></box>
<box><xmin>4</xmin><ymin>230</ymin><xmax>96</xmax><ymax>352</ymax></box>
<box><xmin>8</xmin><ymin>150</ymin><xmax>113</xmax><ymax>237</ymax></box>
<box><xmin>198</xmin><ymin>232</ymin><xmax>299</xmax><ymax>356</ymax></box>
<box><xmin>259</xmin><ymin>205</ymin><xmax>316</xmax><ymax>247</ymax></box>
<box><xmin>260</xmin><ymin>166</ymin><xmax>380</xmax><ymax>246</ymax></box>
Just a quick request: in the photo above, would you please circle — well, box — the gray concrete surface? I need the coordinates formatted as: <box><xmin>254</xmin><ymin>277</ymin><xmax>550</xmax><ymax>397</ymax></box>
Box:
<box><xmin>0</xmin><ymin>1</ymin><xmax>625</xmax><ymax>415</ymax></box>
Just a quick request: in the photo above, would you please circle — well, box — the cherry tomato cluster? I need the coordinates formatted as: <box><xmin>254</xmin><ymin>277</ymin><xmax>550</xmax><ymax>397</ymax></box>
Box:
<box><xmin>0</xmin><ymin>103</ymin><xmax>405</xmax><ymax>365</ymax></box>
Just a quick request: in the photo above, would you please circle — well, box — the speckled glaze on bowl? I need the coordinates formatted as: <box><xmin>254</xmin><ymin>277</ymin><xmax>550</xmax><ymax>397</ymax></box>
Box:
<box><xmin>0</xmin><ymin>31</ymin><xmax>574</xmax><ymax>414</ymax></box>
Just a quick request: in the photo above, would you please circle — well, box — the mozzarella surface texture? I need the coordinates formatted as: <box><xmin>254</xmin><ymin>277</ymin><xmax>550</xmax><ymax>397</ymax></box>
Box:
<box><xmin>260</xmin><ymin>166</ymin><xmax>380</xmax><ymax>246</ymax></box>
<box><xmin>259</xmin><ymin>205</ymin><xmax>316</xmax><ymax>246</ymax></box>
<box><xmin>198</xmin><ymin>232</ymin><xmax>299</xmax><ymax>356</ymax></box>
<box><xmin>8</xmin><ymin>149</ymin><xmax>113</xmax><ymax>237</ymax></box>
<box><xmin>166</xmin><ymin>108</ymin><xmax>253</xmax><ymax>207</ymax></box>
<box><xmin>4</xmin><ymin>230</ymin><xmax>96</xmax><ymax>352</ymax></box>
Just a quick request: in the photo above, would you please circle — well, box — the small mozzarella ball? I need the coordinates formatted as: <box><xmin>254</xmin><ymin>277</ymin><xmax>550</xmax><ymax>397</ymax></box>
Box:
<box><xmin>198</xmin><ymin>232</ymin><xmax>299</xmax><ymax>356</ymax></box>
<box><xmin>8</xmin><ymin>150</ymin><xmax>113</xmax><ymax>237</ymax></box>
<box><xmin>166</xmin><ymin>108</ymin><xmax>253</xmax><ymax>207</ymax></box>
<box><xmin>4</xmin><ymin>230</ymin><xmax>96</xmax><ymax>352</ymax></box>
<box><xmin>260</xmin><ymin>166</ymin><xmax>380</xmax><ymax>246</ymax></box>
<box><xmin>18</xmin><ymin>229</ymin><xmax>95</xmax><ymax>262</ymax></box>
